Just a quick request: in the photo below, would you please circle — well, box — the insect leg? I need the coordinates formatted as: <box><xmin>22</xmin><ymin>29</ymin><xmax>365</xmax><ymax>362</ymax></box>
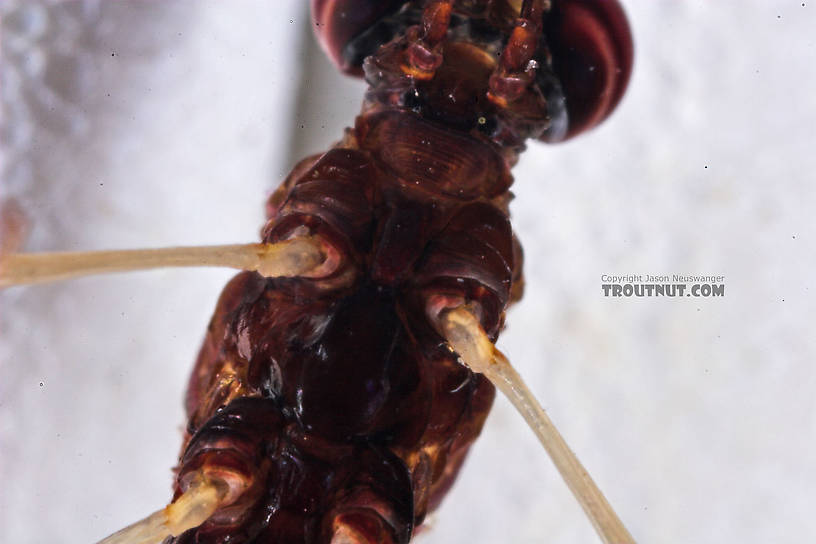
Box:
<box><xmin>96</xmin><ymin>471</ymin><xmax>228</xmax><ymax>544</ymax></box>
<box><xmin>433</xmin><ymin>306</ymin><xmax>636</xmax><ymax>544</ymax></box>
<box><xmin>0</xmin><ymin>237</ymin><xmax>325</xmax><ymax>288</ymax></box>
<box><xmin>98</xmin><ymin>397</ymin><xmax>286</xmax><ymax>544</ymax></box>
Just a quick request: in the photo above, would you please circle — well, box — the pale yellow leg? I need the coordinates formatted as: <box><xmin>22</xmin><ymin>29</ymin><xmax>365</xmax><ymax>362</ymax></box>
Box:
<box><xmin>438</xmin><ymin>307</ymin><xmax>636</xmax><ymax>544</ymax></box>
<box><xmin>0</xmin><ymin>237</ymin><xmax>323</xmax><ymax>288</ymax></box>
<box><xmin>96</xmin><ymin>472</ymin><xmax>227</xmax><ymax>544</ymax></box>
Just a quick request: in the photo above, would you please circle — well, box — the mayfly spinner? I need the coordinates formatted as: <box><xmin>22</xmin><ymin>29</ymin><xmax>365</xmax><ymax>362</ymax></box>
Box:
<box><xmin>0</xmin><ymin>1</ymin><xmax>634</xmax><ymax>542</ymax></box>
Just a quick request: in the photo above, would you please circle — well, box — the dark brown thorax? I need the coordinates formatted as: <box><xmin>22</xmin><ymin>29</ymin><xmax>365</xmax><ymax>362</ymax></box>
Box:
<box><xmin>170</xmin><ymin>1</ymin><xmax>632</xmax><ymax>542</ymax></box>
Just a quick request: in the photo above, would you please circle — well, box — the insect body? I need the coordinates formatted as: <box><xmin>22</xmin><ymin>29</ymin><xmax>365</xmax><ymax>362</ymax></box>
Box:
<box><xmin>166</xmin><ymin>2</ymin><xmax>631</xmax><ymax>542</ymax></box>
<box><xmin>1</xmin><ymin>1</ymin><xmax>633</xmax><ymax>543</ymax></box>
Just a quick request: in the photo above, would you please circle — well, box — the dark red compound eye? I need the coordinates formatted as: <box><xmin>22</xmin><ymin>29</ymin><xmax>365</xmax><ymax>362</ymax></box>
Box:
<box><xmin>311</xmin><ymin>0</ymin><xmax>406</xmax><ymax>76</ymax></box>
<box><xmin>311</xmin><ymin>0</ymin><xmax>633</xmax><ymax>140</ymax></box>
<box><xmin>544</xmin><ymin>0</ymin><xmax>634</xmax><ymax>141</ymax></box>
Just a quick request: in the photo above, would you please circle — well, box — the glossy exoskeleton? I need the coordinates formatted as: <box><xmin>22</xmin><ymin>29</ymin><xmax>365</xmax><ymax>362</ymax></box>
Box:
<box><xmin>170</xmin><ymin>1</ymin><xmax>633</xmax><ymax>542</ymax></box>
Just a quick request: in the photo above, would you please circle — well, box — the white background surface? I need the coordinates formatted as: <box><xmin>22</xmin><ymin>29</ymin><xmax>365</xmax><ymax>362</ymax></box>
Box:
<box><xmin>2</xmin><ymin>2</ymin><xmax>815</xmax><ymax>543</ymax></box>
